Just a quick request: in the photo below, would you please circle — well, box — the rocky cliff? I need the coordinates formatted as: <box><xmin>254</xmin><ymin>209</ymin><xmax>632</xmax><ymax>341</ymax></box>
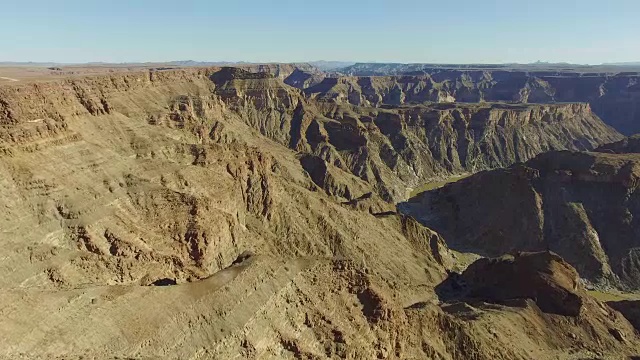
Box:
<box><xmin>302</xmin><ymin>102</ymin><xmax>621</xmax><ymax>201</ymax></box>
<box><xmin>2</xmin><ymin>66</ymin><xmax>619</xmax><ymax>203</ymax></box>
<box><xmin>0</xmin><ymin>68</ymin><xmax>623</xmax><ymax>205</ymax></box>
<box><xmin>400</xmin><ymin>149</ymin><xmax>640</xmax><ymax>290</ymax></box>
<box><xmin>597</xmin><ymin>134</ymin><xmax>640</xmax><ymax>154</ymax></box>
<box><xmin>212</xmin><ymin>68</ymin><xmax>623</xmax><ymax>201</ymax></box>
<box><xmin>0</xmin><ymin>67</ymin><xmax>637</xmax><ymax>358</ymax></box>
<box><xmin>440</xmin><ymin>252</ymin><xmax>586</xmax><ymax>317</ymax></box>
<box><xmin>288</xmin><ymin>64</ymin><xmax>640</xmax><ymax>135</ymax></box>
<box><xmin>0</xmin><ymin>66</ymin><xmax>459</xmax><ymax>358</ymax></box>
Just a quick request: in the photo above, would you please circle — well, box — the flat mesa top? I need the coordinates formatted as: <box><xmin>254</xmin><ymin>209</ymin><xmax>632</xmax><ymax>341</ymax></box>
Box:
<box><xmin>3</xmin><ymin>62</ymin><xmax>640</xmax><ymax>87</ymax></box>
<box><xmin>0</xmin><ymin>64</ymin><xmax>183</xmax><ymax>85</ymax></box>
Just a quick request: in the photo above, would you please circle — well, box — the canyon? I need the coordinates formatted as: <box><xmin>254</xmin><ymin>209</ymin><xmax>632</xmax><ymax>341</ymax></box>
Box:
<box><xmin>400</xmin><ymin>150</ymin><xmax>640</xmax><ymax>290</ymax></box>
<box><xmin>286</xmin><ymin>63</ymin><xmax>640</xmax><ymax>136</ymax></box>
<box><xmin>1</xmin><ymin>63</ymin><xmax>640</xmax><ymax>359</ymax></box>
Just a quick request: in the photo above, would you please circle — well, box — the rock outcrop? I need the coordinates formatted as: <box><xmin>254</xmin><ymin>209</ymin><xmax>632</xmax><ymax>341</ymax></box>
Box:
<box><xmin>400</xmin><ymin>150</ymin><xmax>640</xmax><ymax>289</ymax></box>
<box><xmin>597</xmin><ymin>134</ymin><xmax>640</xmax><ymax>154</ymax></box>
<box><xmin>438</xmin><ymin>252</ymin><xmax>584</xmax><ymax>316</ymax></box>
<box><xmin>0</xmin><ymin>66</ymin><xmax>624</xmax><ymax>239</ymax></box>
<box><xmin>307</xmin><ymin>102</ymin><xmax>621</xmax><ymax>201</ymax></box>
<box><xmin>209</xmin><ymin>68</ymin><xmax>623</xmax><ymax>201</ymax></box>
<box><xmin>608</xmin><ymin>300</ymin><xmax>640</xmax><ymax>331</ymax></box>
<box><xmin>0</xmin><ymin>66</ymin><xmax>638</xmax><ymax>358</ymax></box>
<box><xmin>0</xmin><ymin>67</ymin><xmax>622</xmax><ymax>203</ymax></box>
<box><xmin>289</xmin><ymin>64</ymin><xmax>640</xmax><ymax>135</ymax></box>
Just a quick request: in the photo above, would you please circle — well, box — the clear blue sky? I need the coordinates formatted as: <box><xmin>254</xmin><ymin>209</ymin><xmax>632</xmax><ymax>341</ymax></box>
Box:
<box><xmin>2</xmin><ymin>0</ymin><xmax>639</xmax><ymax>64</ymax></box>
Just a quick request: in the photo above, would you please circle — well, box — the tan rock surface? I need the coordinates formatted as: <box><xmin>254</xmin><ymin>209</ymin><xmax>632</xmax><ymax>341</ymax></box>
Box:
<box><xmin>401</xmin><ymin>149</ymin><xmax>640</xmax><ymax>291</ymax></box>
<box><xmin>319</xmin><ymin>64</ymin><xmax>640</xmax><ymax>135</ymax></box>
<box><xmin>0</xmin><ymin>66</ymin><xmax>637</xmax><ymax>358</ymax></box>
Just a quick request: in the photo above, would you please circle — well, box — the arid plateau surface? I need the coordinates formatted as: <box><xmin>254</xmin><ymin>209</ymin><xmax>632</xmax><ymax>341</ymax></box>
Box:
<box><xmin>2</xmin><ymin>62</ymin><xmax>640</xmax><ymax>359</ymax></box>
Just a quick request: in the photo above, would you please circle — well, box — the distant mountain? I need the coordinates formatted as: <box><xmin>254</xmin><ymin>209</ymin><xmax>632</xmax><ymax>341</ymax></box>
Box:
<box><xmin>167</xmin><ymin>60</ymin><xmax>242</xmax><ymax>66</ymax></box>
<box><xmin>603</xmin><ymin>62</ymin><xmax>640</xmax><ymax>66</ymax></box>
<box><xmin>308</xmin><ymin>61</ymin><xmax>356</xmax><ymax>71</ymax></box>
<box><xmin>0</xmin><ymin>61</ymin><xmax>64</xmax><ymax>67</ymax></box>
<box><xmin>528</xmin><ymin>60</ymin><xmax>575</xmax><ymax>65</ymax></box>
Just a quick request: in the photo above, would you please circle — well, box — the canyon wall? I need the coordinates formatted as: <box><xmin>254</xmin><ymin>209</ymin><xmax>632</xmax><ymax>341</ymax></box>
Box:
<box><xmin>400</xmin><ymin>150</ymin><xmax>640</xmax><ymax>290</ymax></box>
<box><xmin>0</xmin><ymin>67</ymin><xmax>622</xmax><ymax>203</ymax></box>
<box><xmin>0</xmin><ymin>66</ymin><xmax>638</xmax><ymax>358</ymax></box>
<box><xmin>291</xmin><ymin>65</ymin><xmax>640</xmax><ymax>135</ymax></box>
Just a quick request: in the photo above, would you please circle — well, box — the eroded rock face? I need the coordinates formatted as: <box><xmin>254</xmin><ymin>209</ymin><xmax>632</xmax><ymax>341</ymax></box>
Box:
<box><xmin>400</xmin><ymin>150</ymin><xmax>640</xmax><ymax>289</ymax></box>
<box><xmin>305</xmin><ymin>102</ymin><xmax>621</xmax><ymax>201</ymax></box>
<box><xmin>0</xmin><ymin>67</ymin><xmax>456</xmax><ymax>291</ymax></box>
<box><xmin>0</xmin><ymin>67</ymin><xmax>638</xmax><ymax>358</ymax></box>
<box><xmin>288</xmin><ymin>65</ymin><xmax>640</xmax><ymax>135</ymax></box>
<box><xmin>212</xmin><ymin>69</ymin><xmax>623</xmax><ymax>201</ymax></box>
<box><xmin>439</xmin><ymin>252</ymin><xmax>584</xmax><ymax>316</ymax></box>
<box><xmin>1</xmin><ymin>67</ymin><xmax>621</xmax><ymax>203</ymax></box>
<box><xmin>608</xmin><ymin>300</ymin><xmax>640</xmax><ymax>331</ymax></box>
<box><xmin>597</xmin><ymin>134</ymin><xmax>640</xmax><ymax>154</ymax></box>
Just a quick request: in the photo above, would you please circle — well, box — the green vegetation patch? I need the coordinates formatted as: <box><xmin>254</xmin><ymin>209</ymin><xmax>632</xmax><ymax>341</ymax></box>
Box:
<box><xmin>410</xmin><ymin>174</ymin><xmax>470</xmax><ymax>197</ymax></box>
<box><xmin>587</xmin><ymin>290</ymin><xmax>640</xmax><ymax>302</ymax></box>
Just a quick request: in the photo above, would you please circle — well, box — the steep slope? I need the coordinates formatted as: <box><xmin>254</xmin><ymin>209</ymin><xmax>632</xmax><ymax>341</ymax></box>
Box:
<box><xmin>0</xmin><ymin>67</ymin><xmax>456</xmax><ymax>358</ymax></box>
<box><xmin>597</xmin><ymin>134</ymin><xmax>640</xmax><ymax>153</ymax></box>
<box><xmin>302</xmin><ymin>74</ymin><xmax>454</xmax><ymax>106</ymax></box>
<box><xmin>213</xmin><ymin>69</ymin><xmax>622</xmax><ymax>201</ymax></box>
<box><xmin>1</xmin><ymin>66</ymin><xmax>637</xmax><ymax>358</ymax></box>
<box><xmin>0</xmin><ymin>67</ymin><xmax>453</xmax><ymax>291</ymax></box>
<box><xmin>400</xmin><ymin>150</ymin><xmax>640</xmax><ymax>290</ymax></box>
<box><xmin>440</xmin><ymin>252</ymin><xmax>586</xmax><ymax>316</ymax></box>
<box><xmin>299</xmin><ymin>65</ymin><xmax>640</xmax><ymax>135</ymax></box>
<box><xmin>283</xmin><ymin>68</ymin><xmax>327</xmax><ymax>89</ymax></box>
<box><xmin>303</xmin><ymin>102</ymin><xmax>621</xmax><ymax>201</ymax></box>
<box><xmin>609</xmin><ymin>300</ymin><xmax>640</xmax><ymax>332</ymax></box>
<box><xmin>2</xmin><ymin>253</ymin><xmax>638</xmax><ymax>359</ymax></box>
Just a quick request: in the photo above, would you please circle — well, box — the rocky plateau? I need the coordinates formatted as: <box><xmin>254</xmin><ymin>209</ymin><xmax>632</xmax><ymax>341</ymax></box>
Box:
<box><xmin>0</xmin><ymin>64</ymin><xmax>639</xmax><ymax>359</ymax></box>
<box><xmin>286</xmin><ymin>63</ymin><xmax>640</xmax><ymax>136</ymax></box>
